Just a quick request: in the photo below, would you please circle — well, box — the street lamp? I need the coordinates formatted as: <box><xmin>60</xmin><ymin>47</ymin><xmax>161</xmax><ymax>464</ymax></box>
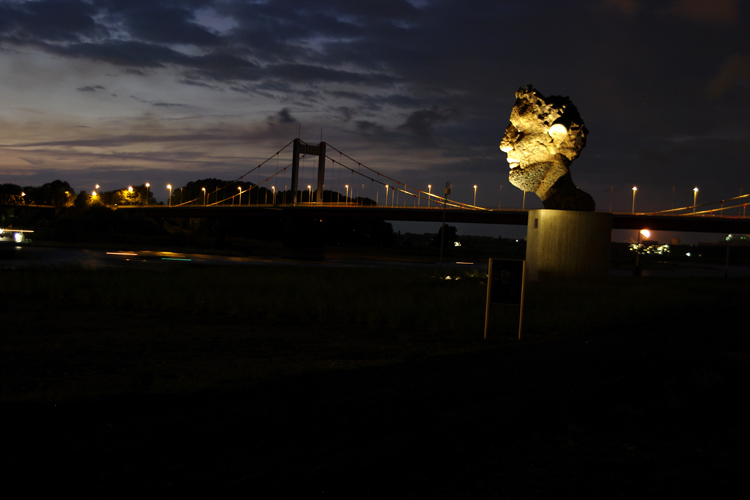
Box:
<box><xmin>634</xmin><ymin>228</ymin><xmax>650</xmax><ymax>275</ymax></box>
<box><xmin>145</xmin><ymin>183</ymin><xmax>150</xmax><ymax>206</ymax></box>
<box><xmin>272</xmin><ymin>186</ymin><xmax>276</xmax><ymax>205</ymax></box>
<box><xmin>238</xmin><ymin>186</ymin><xmax>242</xmax><ymax>206</ymax></box>
<box><xmin>632</xmin><ymin>186</ymin><xmax>637</xmax><ymax>213</ymax></box>
<box><xmin>308</xmin><ymin>185</ymin><xmax>312</xmax><ymax>202</ymax></box>
<box><xmin>385</xmin><ymin>185</ymin><xmax>389</xmax><ymax>206</ymax></box>
<box><xmin>167</xmin><ymin>184</ymin><xmax>172</xmax><ymax>206</ymax></box>
<box><xmin>128</xmin><ymin>186</ymin><xmax>134</xmax><ymax>205</ymax></box>
<box><xmin>693</xmin><ymin>187</ymin><xmax>699</xmax><ymax>213</ymax></box>
<box><xmin>202</xmin><ymin>187</ymin><xmax>206</xmax><ymax>205</ymax></box>
<box><xmin>473</xmin><ymin>185</ymin><xmax>477</xmax><ymax>207</ymax></box>
<box><xmin>345</xmin><ymin>184</ymin><xmax>349</xmax><ymax>202</ymax></box>
<box><xmin>428</xmin><ymin>184</ymin><xmax>432</xmax><ymax>207</ymax></box>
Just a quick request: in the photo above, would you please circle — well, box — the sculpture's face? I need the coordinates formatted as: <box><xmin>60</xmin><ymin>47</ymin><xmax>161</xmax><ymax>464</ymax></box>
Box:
<box><xmin>499</xmin><ymin>103</ymin><xmax>569</xmax><ymax>192</ymax></box>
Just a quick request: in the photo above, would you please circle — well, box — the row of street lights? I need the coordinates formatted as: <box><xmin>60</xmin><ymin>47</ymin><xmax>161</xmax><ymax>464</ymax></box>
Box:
<box><xmin>95</xmin><ymin>182</ymin><xmax>710</xmax><ymax>212</ymax></box>
<box><xmin>92</xmin><ymin>181</ymin><xmax>474</xmax><ymax>207</ymax></box>
<box><xmin>632</xmin><ymin>186</ymin><xmax>699</xmax><ymax>213</ymax></box>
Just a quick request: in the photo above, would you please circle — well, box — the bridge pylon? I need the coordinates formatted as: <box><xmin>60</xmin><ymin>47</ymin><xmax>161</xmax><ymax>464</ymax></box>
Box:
<box><xmin>291</xmin><ymin>138</ymin><xmax>327</xmax><ymax>204</ymax></box>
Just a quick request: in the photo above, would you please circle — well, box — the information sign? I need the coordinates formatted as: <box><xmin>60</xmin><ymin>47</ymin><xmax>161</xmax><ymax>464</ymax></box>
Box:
<box><xmin>484</xmin><ymin>259</ymin><xmax>526</xmax><ymax>339</ymax></box>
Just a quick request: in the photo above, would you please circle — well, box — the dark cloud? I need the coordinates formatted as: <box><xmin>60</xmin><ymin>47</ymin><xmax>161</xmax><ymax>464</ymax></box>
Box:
<box><xmin>178</xmin><ymin>79</ymin><xmax>220</xmax><ymax>90</ymax></box>
<box><xmin>12</xmin><ymin>133</ymin><xmax>232</xmax><ymax>149</ymax></box>
<box><xmin>267</xmin><ymin>64</ymin><xmax>396</xmax><ymax>86</ymax></box>
<box><xmin>187</xmin><ymin>52</ymin><xmax>261</xmax><ymax>81</ymax></box>
<box><xmin>663</xmin><ymin>0</ymin><xmax>741</xmax><ymax>24</ymax></box>
<box><xmin>116</xmin><ymin>3</ymin><xmax>221</xmax><ymax>46</ymax></box>
<box><xmin>76</xmin><ymin>85</ymin><xmax>105</xmax><ymax>92</ymax></box>
<box><xmin>50</xmin><ymin>40</ymin><xmax>186</xmax><ymax>68</ymax></box>
<box><xmin>397</xmin><ymin>106</ymin><xmax>459</xmax><ymax>137</ymax></box>
<box><xmin>355</xmin><ymin>120</ymin><xmax>388</xmax><ymax>137</ymax></box>
<box><xmin>267</xmin><ymin>108</ymin><xmax>298</xmax><ymax>126</ymax></box>
<box><xmin>0</xmin><ymin>0</ymin><xmax>100</xmax><ymax>42</ymax></box>
<box><xmin>706</xmin><ymin>54</ymin><xmax>750</xmax><ymax>99</ymax></box>
<box><xmin>152</xmin><ymin>102</ymin><xmax>187</xmax><ymax>108</ymax></box>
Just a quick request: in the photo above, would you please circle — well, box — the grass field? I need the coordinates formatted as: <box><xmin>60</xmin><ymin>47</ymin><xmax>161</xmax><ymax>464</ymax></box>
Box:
<box><xmin>2</xmin><ymin>264</ymin><xmax>748</xmax><ymax>497</ymax></box>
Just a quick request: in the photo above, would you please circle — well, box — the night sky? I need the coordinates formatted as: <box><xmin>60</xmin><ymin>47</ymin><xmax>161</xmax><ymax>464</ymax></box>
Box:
<box><xmin>1</xmin><ymin>0</ymin><xmax>749</xmax><ymax>240</ymax></box>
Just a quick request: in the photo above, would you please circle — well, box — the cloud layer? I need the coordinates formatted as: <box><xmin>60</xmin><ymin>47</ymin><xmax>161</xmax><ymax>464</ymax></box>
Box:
<box><xmin>0</xmin><ymin>0</ymin><xmax>748</xmax><ymax>214</ymax></box>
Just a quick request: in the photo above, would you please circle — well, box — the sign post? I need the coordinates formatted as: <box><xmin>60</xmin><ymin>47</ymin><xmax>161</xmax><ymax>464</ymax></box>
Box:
<box><xmin>484</xmin><ymin>258</ymin><xmax>526</xmax><ymax>340</ymax></box>
<box><xmin>438</xmin><ymin>181</ymin><xmax>452</xmax><ymax>274</ymax></box>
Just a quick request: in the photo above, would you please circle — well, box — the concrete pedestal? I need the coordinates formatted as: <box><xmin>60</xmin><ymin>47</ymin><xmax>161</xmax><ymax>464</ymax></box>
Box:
<box><xmin>525</xmin><ymin>210</ymin><xmax>612</xmax><ymax>282</ymax></box>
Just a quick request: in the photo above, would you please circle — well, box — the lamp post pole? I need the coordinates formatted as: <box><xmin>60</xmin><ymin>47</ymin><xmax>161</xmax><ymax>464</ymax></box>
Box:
<box><xmin>145</xmin><ymin>183</ymin><xmax>149</xmax><ymax>206</ymax></box>
<box><xmin>167</xmin><ymin>184</ymin><xmax>172</xmax><ymax>207</ymax></box>
<box><xmin>693</xmin><ymin>187</ymin><xmax>698</xmax><ymax>213</ymax></box>
<box><xmin>473</xmin><ymin>185</ymin><xmax>477</xmax><ymax>207</ymax></box>
<box><xmin>632</xmin><ymin>186</ymin><xmax>637</xmax><ymax>213</ymax></box>
<box><xmin>439</xmin><ymin>181</ymin><xmax>451</xmax><ymax>274</ymax></box>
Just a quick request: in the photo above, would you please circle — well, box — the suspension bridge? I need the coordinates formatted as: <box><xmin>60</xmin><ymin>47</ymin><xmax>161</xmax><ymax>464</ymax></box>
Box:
<box><xmin>5</xmin><ymin>138</ymin><xmax>750</xmax><ymax>234</ymax></box>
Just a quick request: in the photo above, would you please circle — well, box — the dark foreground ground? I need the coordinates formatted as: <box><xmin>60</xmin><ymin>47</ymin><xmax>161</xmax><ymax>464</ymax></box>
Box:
<box><xmin>2</xmin><ymin>273</ymin><xmax>749</xmax><ymax>498</ymax></box>
<box><xmin>5</xmin><ymin>328</ymin><xmax>749</xmax><ymax>498</ymax></box>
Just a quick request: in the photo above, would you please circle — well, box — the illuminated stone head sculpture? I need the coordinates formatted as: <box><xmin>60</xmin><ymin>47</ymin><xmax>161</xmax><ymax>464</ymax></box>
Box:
<box><xmin>499</xmin><ymin>85</ymin><xmax>594</xmax><ymax>211</ymax></box>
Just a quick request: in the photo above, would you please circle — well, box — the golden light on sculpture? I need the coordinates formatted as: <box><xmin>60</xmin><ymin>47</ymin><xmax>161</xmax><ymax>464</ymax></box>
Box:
<box><xmin>548</xmin><ymin>123</ymin><xmax>567</xmax><ymax>141</ymax></box>
<box><xmin>499</xmin><ymin>86</ymin><xmax>593</xmax><ymax>210</ymax></box>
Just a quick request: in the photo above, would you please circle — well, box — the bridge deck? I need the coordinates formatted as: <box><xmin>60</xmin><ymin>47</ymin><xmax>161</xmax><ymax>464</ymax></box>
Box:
<box><xmin>117</xmin><ymin>205</ymin><xmax>750</xmax><ymax>234</ymax></box>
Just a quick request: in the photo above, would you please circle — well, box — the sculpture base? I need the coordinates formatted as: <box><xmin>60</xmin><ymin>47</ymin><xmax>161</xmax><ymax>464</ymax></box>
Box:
<box><xmin>525</xmin><ymin>210</ymin><xmax>612</xmax><ymax>283</ymax></box>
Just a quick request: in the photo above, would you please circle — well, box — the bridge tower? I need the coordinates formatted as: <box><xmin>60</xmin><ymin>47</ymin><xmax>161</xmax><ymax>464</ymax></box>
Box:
<box><xmin>291</xmin><ymin>139</ymin><xmax>327</xmax><ymax>204</ymax></box>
